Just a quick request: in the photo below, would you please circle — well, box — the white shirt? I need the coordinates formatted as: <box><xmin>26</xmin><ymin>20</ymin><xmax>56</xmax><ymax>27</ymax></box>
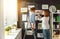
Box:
<box><xmin>39</xmin><ymin>17</ymin><xmax>50</xmax><ymax>29</ymax></box>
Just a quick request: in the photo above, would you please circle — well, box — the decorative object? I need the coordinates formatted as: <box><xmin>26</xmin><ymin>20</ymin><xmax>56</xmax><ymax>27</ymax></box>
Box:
<box><xmin>49</xmin><ymin>5</ymin><xmax>56</xmax><ymax>13</ymax></box>
<box><xmin>5</xmin><ymin>26</ymin><xmax>11</xmax><ymax>35</ymax></box>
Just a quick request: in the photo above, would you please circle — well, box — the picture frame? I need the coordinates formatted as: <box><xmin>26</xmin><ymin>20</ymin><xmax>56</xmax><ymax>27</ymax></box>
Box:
<box><xmin>24</xmin><ymin>22</ymin><xmax>31</xmax><ymax>29</ymax></box>
<box><xmin>38</xmin><ymin>23</ymin><xmax>42</xmax><ymax>29</ymax></box>
<box><xmin>21</xmin><ymin>7</ymin><xmax>28</xmax><ymax>12</ymax></box>
<box><xmin>22</xmin><ymin>14</ymin><xmax>27</xmax><ymax>21</ymax></box>
<box><xmin>42</xmin><ymin>4</ymin><xmax>48</xmax><ymax>9</ymax></box>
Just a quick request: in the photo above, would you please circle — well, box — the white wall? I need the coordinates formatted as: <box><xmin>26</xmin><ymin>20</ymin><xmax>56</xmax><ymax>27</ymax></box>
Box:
<box><xmin>3</xmin><ymin>0</ymin><xmax>18</xmax><ymax>26</ymax></box>
<box><xmin>0</xmin><ymin>0</ymin><xmax>17</xmax><ymax>39</ymax></box>
<box><xmin>0</xmin><ymin>0</ymin><xmax>4</xmax><ymax>39</ymax></box>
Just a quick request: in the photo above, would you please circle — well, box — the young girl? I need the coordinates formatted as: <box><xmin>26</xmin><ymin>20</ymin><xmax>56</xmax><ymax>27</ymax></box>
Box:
<box><xmin>29</xmin><ymin>7</ymin><xmax>36</xmax><ymax>29</ymax></box>
<box><xmin>39</xmin><ymin>10</ymin><xmax>50</xmax><ymax>39</ymax></box>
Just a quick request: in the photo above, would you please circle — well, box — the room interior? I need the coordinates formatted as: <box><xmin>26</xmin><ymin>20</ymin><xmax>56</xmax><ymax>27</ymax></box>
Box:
<box><xmin>0</xmin><ymin>0</ymin><xmax>60</xmax><ymax>39</ymax></box>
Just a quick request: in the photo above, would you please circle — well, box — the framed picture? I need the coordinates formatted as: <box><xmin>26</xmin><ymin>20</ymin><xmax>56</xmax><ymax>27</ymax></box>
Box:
<box><xmin>21</xmin><ymin>7</ymin><xmax>28</xmax><ymax>12</ymax></box>
<box><xmin>24</xmin><ymin>22</ymin><xmax>28</xmax><ymax>29</ymax></box>
<box><xmin>42</xmin><ymin>4</ymin><xmax>48</xmax><ymax>9</ymax></box>
<box><xmin>24</xmin><ymin>22</ymin><xmax>31</xmax><ymax>29</ymax></box>
<box><xmin>22</xmin><ymin>14</ymin><xmax>27</xmax><ymax>21</ymax></box>
<box><xmin>38</xmin><ymin>23</ymin><xmax>42</xmax><ymax>29</ymax></box>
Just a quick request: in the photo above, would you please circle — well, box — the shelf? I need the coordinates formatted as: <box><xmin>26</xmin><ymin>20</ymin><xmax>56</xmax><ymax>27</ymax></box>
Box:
<box><xmin>53</xmin><ymin>13</ymin><xmax>60</xmax><ymax>14</ymax></box>
<box><xmin>53</xmin><ymin>29</ymin><xmax>60</xmax><ymax>30</ymax></box>
<box><xmin>53</xmin><ymin>21</ymin><xmax>60</xmax><ymax>23</ymax></box>
<box><xmin>37</xmin><ymin>29</ymin><xmax>43</xmax><ymax>30</ymax></box>
<box><xmin>37</xmin><ymin>37</ymin><xmax>44</xmax><ymax>39</ymax></box>
<box><xmin>54</xmin><ymin>34</ymin><xmax>60</xmax><ymax>37</ymax></box>
<box><xmin>37</xmin><ymin>37</ymin><xmax>44</xmax><ymax>38</ymax></box>
<box><xmin>53</xmin><ymin>35</ymin><xmax>60</xmax><ymax>39</ymax></box>
<box><xmin>52</xmin><ymin>12</ymin><xmax>60</xmax><ymax>39</ymax></box>
<box><xmin>38</xmin><ymin>28</ymin><xmax>42</xmax><ymax>29</ymax></box>
<box><xmin>37</xmin><ymin>30</ymin><xmax>43</xmax><ymax>33</ymax></box>
<box><xmin>53</xmin><ymin>22</ymin><xmax>60</xmax><ymax>24</ymax></box>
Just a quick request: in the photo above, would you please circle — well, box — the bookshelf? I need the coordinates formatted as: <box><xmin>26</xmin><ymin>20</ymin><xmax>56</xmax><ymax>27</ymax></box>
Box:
<box><xmin>51</xmin><ymin>12</ymin><xmax>60</xmax><ymax>39</ymax></box>
<box><xmin>36</xmin><ymin>20</ymin><xmax>44</xmax><ymax>39</ymax></box>
<box><xmin>35</xmin><ymin>10</ymin><xmax>44</xmax><ymax>39</ymax></box>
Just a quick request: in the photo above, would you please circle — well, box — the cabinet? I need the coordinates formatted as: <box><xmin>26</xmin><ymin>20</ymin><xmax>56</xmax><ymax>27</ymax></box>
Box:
<box><xmin>36</xmin><ymin>20</ymin><xmax>44</xmax><ymax>39</ymax></box>
<box><xmin>15</xmin><ymin>29</ymin><xmax>22</xmax><ymax>39</ymax></box>
<box><xmin>51</xmin><ymin>13</ymin><xmax>60</xmax><ymax>39</ymax></box>
<box><xmin>5</xmin><ymin>28</ymin><xmax>22</xmax><ymax>39</ymax></box>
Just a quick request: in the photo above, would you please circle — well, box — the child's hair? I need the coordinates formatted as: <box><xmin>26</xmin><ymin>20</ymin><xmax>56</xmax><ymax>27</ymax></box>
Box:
<box><xmin>30</xmin><ymin>7</ymin><xmax>35</xmax><ymax>11</ymax></box>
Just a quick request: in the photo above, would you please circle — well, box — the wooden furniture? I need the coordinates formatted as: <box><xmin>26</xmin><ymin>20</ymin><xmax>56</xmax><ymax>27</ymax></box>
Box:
<box><xmin>5</xmin><ymin>28</ymin><xmax>22</xmax><ymax>39</ymax></box>
<box><xmin>36</xmin><ymin>20</ymin><xmax>44</xmax><ymax>39</ymax></box>
<box><xmin>51</xmin><ymin>13</ymin><xmax>60</xmax><ymax>39</ymax></box>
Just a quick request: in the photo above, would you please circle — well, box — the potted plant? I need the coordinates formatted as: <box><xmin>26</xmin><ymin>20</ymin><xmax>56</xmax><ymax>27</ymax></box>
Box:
<box><xmin>12</xmin><ymin>24</ymin><xmax>17</xmax><ymax>29</ymax></box>
<box><xmin>5</xmin><ymin>26</ymin><xmax>11</xmax><ymax>35</ymax></box>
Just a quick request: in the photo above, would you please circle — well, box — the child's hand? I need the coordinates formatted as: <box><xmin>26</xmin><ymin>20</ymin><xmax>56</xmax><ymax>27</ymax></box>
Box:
<box><xmin>31</xmin><ymin>26</ymin><xmax>34</xmax><ymax>30</ymax></box>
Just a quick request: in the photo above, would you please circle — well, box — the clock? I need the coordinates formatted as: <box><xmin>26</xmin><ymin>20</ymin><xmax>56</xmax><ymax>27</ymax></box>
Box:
<box><xmin>49</xmin><ymin>5</ymin><xmax>56</xmax><ymax>13</ymax></box>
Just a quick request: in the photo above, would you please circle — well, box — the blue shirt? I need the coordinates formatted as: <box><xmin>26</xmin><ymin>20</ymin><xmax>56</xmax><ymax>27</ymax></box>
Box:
<box><xmin>29</xmin><ymin>13</ymin><xmax>35</xmax><ymax>24</ymax></box>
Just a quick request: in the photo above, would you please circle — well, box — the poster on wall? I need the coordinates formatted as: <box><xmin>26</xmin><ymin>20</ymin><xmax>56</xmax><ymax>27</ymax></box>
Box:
<box><xmin>22</xmin><ymin>14</ymin><xmax>27</xmax><ymax>21</ymax></box>
<box><xmin>21</xmin><ymin>7</ymin><xmax>28</xmax><ymax>12</ymax></box>
<box><xmin>42</xmin><ymin>4</ymin><xmax>48</xmax><ymax>9</ymax></box>
<box><xmin>24</xmin><ymin>22</ymin><xmax>31</xmax><ymax>29</ymax></box>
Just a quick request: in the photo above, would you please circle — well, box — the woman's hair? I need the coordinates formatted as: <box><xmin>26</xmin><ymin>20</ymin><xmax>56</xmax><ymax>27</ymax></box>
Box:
<box><xmin>43</xmin><ymin>10</ymin><xmax>50</xmax><ymax>16</ymax></box>
<box><xmin>44</xmin><ymin>10</ymin><xmax>50</xmax><ymax>13</ymax></box>
<box><xmin>30</xmin><ymin>7</ymin><xmax>35</xmax><ymax>11</ymax></box>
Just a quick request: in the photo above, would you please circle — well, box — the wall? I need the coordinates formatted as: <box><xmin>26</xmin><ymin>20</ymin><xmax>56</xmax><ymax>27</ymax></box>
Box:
<box><xmin>0</xmin><ymin>0</ymin><xmax>4</xmax><ymax>39</ymax></box>
<box><xmin>17</xmin><ymin>0</ymin><xmax>22</xmax><ymax>28</ymax></box>
<box><xmin>3</xmin><ymin>0</ymin><xmax>18</xmax><ymax>26</ymax></box>
<box><xmin>17</xmin><ymin>0</ymin><xmax>26</xmax><ymax>28</ymax></box>
<box><xmin>0</xmin><ymin>0</ymin><xmax>18</xmax><ymax>39</ymax></box>
<box><xmin>26</xmin><ymin>0</ymin><xmax>60</xmax><ymax>9</ymax></box>
<box><xmin>18</xmin><ymin>0</ymin><xmax>60</xmax><ymax>28</ymax></box>
<box><xmin>26</xmin><ymin>0</ymin><xmax>60</xmax><ymax>4</ymax></box>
